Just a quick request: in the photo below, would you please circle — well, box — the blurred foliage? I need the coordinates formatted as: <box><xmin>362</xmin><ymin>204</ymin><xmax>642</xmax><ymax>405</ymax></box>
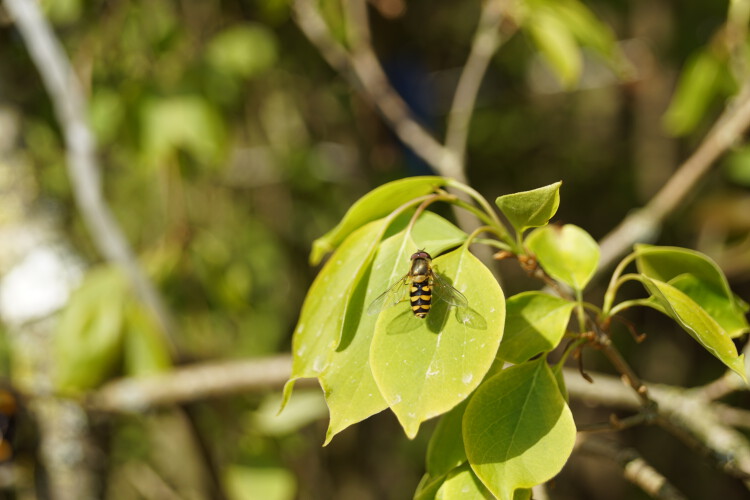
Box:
<box><xmin>1</xmin><ymin>0</ymin><xmax>749</xmax><ymax>498</ymax></box>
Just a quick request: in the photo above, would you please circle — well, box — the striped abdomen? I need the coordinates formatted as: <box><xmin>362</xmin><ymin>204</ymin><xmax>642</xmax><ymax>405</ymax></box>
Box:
<box><xmin>410</xmin><ymin>275</ymin><xmax>432</xmax><ymax>318</ymax></box>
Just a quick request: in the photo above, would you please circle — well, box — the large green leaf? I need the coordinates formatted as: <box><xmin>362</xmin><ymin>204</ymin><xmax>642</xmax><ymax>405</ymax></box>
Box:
<box><xmin>495</xmin><ymin>182</ymin><xmax>561</xmax><ymax>236</ymax></box>
<box><xmin>321</xmin><ymin>213</ymin><xmax>466</xmax><ymax>444</ymax></box>
<box><xmin>497</xmin><ymin>291</ymin><xmax>575</xmax><ymax>364</ymax></box>
<box><xmin>641</xmin><ymin>277</ymin><xmax>746</xmax><ymax>381</ymax></box>
<box><xmin>464</xmin><ymin>358</ymin><xmax>576</xmax><ymax>500</ymax></box>
<box><xmin>283</xmin><ymin>219</ymin><xmax>388</xmax><ymax>408</ymax></box>
<box><xmin>635</xmin><ymin>245</ymin><xmax>749</xmax><ymax>337</ymax></box>
<box><xmin>55</xmin><ymin>266</ymin><xmax>127</xmax><ymax>392</ymax></box>
<box><xmin>370</xmin><ymin>247</ymin><xmax>505</xmax><ymax>438</ymax></box>
<box><xmin>122</xmin><ymin>302</ymin><xmax>172</xmax><ymax>377</ymax></box>
<box><xmin>526</xmin><ymin>224</ymin><xmax>599</xmax><ymax>292</ymax></box>
<box><xmin>310</xmin><ymin>176</ymin><xmax>444</xmax><ymax>265</ymax></box>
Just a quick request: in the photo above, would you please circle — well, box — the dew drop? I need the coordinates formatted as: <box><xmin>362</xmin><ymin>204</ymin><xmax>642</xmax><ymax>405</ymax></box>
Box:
<box><xmin>462</xmin><ymin>373</ymin><xmax>474</xmax><ymax>384</ymax></box>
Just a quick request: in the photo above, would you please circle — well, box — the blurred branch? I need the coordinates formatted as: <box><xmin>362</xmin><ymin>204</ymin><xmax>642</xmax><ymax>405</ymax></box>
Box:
<box><xmin>90</xmin><ymin>355</ymin><xmax>308</xmax><ymax>412</ymax></box>
<box><xmin>3</xmin><ymin>0</ymin><xmax>177</xmax><ymax>352</ymax></box>
<box><xmin>598</xmin><ymin>86</ymin><xmax>750</xmax><ymax>272</ymax></box>
<box><xmin>576</xmin><ymin>436</ymin><xmax>687</xmax><ymax>500</ymax></box>
<box><xmin>293</xmin><ymin>0</ymin><xmax>512</xmax><ymax>184</ymax></box>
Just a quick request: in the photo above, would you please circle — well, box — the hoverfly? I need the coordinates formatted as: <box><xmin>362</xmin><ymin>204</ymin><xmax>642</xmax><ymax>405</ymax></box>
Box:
<box><xmin>367</xmin><ymin>250</ymin><xmax>469</xmax><ymax>321</ymax></box>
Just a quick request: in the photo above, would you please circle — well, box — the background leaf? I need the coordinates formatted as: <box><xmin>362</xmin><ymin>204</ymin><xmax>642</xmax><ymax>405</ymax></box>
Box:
<box><xmin>464</xmin><ymin>358</ymin><xmax>576</xmax><ymax>500</ymax></box>
<box><xmin>497</xmin><ymin>291</ymin><xmax>575</xmax><ymax>364</ymax></box>
<box><xmin>526</xmin><ymin>224</ymin><xmax>599</xmax><ymax>291</ymax></box>
<box><xmin>54</xmin><ymin>266</ymin><xmax>127</xmax><ymax>392</ymax></box>
<box><xmin>370</xmin><ymin>247</ymin><xmax>505</xmax><ymax>438</ymax></box>
<box><xmin>495</xmin><ymin>181</ymin><xmax>561</xmax><ymax>235</ymax></box>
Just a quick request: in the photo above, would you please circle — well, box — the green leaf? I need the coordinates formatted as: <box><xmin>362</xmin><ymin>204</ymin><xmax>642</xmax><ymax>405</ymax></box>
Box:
<box><xmin>205</xmin><ymin>23</ymin><xmax>278</xmax><ymax>79</ymax></box>
<box><xmin>55</xmin><ymin>266</ymin><xmax>127</xmax><ymax>392</ymax></box>
<box><xmin>526</xmin><ymin>224</ymin><xmax>599</xmax><ymax>291</ymax></box>
<box><xmin>224</xmin><ymin>465</ymin><xmax>296</xmax><ymax>500</ymax></box>
<box><xmin>498</xmin><ymin>291</ymin><xmax>575</xmax><ymax>363</ymax></box>
<box><xmin>427</xmin><ymin>400</ymin><xmax>469</xmax><ymax>478</ymax></box>
<box><xmin>140</xmin><ymin>96</ymin><xmax>226</xmax><ymax>165</ymax></box>
<box><xmin>321</xmin><ymin>213</ymin><xmax>466</xmax><ymax>444</ymax></box>
<box><xmin>663</xmin><ymin>49</ymin><xmax>724</xmax><ymax>136</ymax></box>
<box><xmin>635</xmin><ymin>245</ymin><xmax>749</xmax><ymax>337</ymax></box>
<box><xmin>669</xmin><ymin>274</ymin><xmax>749</xmax><ymax>338</ymax></box>
<box><xmin>641</xmin><ymin>277</ymin><xmax>746</xmax><ymax>381</ymax></box>
<box><xmin>495</xmin><ymin>182</ymin><xmax>561</xmax><ymax>235</ymax></box>
<box><xmin>370</xmin><ymin>247</ymin><xmax>505</xmax><ymax>439</ymax></box>
<box><xmin>526</xmin><ymin>8</ymin><xmax>582</xmax><ymax>87</ymax></box>
<box><xmin>550</xmin><ymin>0</ymin><xmax>617</xmax><ymax>58</ymax></box>
<box><xmin>436</xmin><ymin>464</ymin><xmax>494</xmax><ymax>500</ymax></box>
<box><xmin>464</xmin><ymin>358</ymin><xmax>576</xmax><ymax>500</ymax></box>
<box><xmin>283</xmin><ymin>218</ymin><xmax>388</xmax><ymax>409</ymax></box>
<box><xmin>310</xmin><ymin>176</ymin><xmax>445</xmax><ymax>265</ymax></box>
<box><xmin>122</xmin><ymin>302</ymin><xmax>172</xmax><ymax>377</ymax></box>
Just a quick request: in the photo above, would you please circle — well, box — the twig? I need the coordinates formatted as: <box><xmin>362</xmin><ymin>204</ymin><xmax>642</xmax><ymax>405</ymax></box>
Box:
<box><xmin>3</xmin><ymin>0</ymin><xmax>177</xmax><ymax>352</ymax></box>
<box><xmin>443</xmin><ymin>0</ymin><xmax>510</xmax><ymax>182</ymax></box>
<box><xmin>598</xmin><ymin>86</ymin><xmax>750</xmax><ymax>272</ymax></box>
<box><xmin>576</xmin><ymin>436</ymin><xmax>687</xmax><ymax>500</ymax></box>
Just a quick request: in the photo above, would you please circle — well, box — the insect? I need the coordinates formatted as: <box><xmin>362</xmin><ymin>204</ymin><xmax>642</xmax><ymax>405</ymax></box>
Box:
<box><xmin>367</xmin><ymin>250</ymin><xmax>469</xmax><ymax>320</ymax></box>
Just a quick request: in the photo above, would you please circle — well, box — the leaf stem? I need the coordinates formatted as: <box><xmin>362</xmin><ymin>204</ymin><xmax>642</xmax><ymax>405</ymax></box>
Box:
<box><xmin>603</xmin><ymin>251</ymin><xmax>639</xmax><ymax>314</ymax></box>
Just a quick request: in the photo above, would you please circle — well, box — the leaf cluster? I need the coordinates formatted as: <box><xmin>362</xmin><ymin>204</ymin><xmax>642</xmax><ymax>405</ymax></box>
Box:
<box><xmin>286</xmin><ymin>176</ymin><xmax>748</xmax><ymax>498</ymax></box>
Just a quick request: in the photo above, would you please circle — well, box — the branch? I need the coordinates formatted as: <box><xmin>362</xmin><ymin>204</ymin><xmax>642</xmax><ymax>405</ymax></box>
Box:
<box><xmin>598</xmin><ymin>87</ymin><xmax>750</xmax><ymax>272</ymax></box>
<box><xmin>4</xmin><ymin>0</ymin><xmax>177</xmax><ymax>352</ymax></box>
<box><xmin>90</xmin><ymin>355</ymin><xmax>311</xmax><ymax>412</ymax></box>
<box><xmin>576</xmin><ymin>436</ymin><xmax>687</xmax><ymax>500</ymax></box>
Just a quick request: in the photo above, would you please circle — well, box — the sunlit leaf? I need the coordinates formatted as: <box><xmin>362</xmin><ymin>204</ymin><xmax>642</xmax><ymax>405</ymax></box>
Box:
<box><xmin>635</xmin><ymin>245</ymin><xmax>749</xmax><ymax>337</ymax></box>
<box><xmin>641</xmin><ymin>277</ymin><xmax>746</xmax><ymax>381</ymax></box>
<box><xmin>495</xmin><ymin>182</ymin><xmax>561</xmax><ymax>235</ymax></box>
<box><xmin>310</xmin><ymin>176</ymin><xmax>444</xmax><ymax>265</ymax></box>
<box><xmin>283</xmin><ymin>219</ymin><xmax>389</xmax><ymax>409</ymax></box>
<box><xmin>321</xmin><ymin>213</ymin><xmax>466</xmax><ymax>444</ymax></box>
<box><xmin>370</xmin><ymin>247</ymin><xmax>505</xmax><ymax>438</ymax></box>
<box><xmin>526</xmin><ymin>224</ymin><xmax>599</xmax><ymax>291</ymax></box>
<box><xmin>497</xmin><ymin>291</ymin><xmax>575</xmax><ymax>363</ymax></box>
<box><xmin>464</xmin><ymin>358</ymin><xmax>576</xmax><ymax>500</ymax></box>
<box><xmin>436</xmin><ymin>464</ymin><xmax>494</xmax><ymax>500</ymax></box>
<box><xmin>55</xmin><ymin>266</ymin><xmax>127</xmax><ymax>391</ymax></box>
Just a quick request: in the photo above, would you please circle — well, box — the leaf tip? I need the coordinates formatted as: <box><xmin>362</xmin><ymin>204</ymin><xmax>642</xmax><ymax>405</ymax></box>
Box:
<box><xmin>278</xmin><ymin>378</ymin><xmax>296</xmax><ymax>415</ymax></box>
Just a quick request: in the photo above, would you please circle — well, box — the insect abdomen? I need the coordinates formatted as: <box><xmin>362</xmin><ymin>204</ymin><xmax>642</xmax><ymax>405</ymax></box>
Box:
<box><xmin>410</xmin><ymin>275</ymin><xmax>431</xmax><ymax>318</ymax></box>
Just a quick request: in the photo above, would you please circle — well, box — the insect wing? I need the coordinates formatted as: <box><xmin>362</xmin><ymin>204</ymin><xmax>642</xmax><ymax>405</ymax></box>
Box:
<box><xmin>431</xmin><ymin>271</ymin><xmax>469</xmax><ymax>309</ymax></box>
<box><xmin>367</xmin><ymin>274</ymin><xmax>410</xmax><ymax>315</ymax></box>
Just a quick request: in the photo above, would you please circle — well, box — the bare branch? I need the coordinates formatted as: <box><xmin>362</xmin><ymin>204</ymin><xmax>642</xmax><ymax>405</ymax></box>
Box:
<box><xmin>576</xmin><ymin>437</ymin><xmax>687</xmax><ymax>500</ymax></box>
<box><xmin>598</xmin><ymin>88</ymin><xmax>750</xmax><ymax>271</ymax></box>
<box><xmin>4</xmin><ymin>0</ymin><xmax>176</xmax><ymax>351</ymax></box>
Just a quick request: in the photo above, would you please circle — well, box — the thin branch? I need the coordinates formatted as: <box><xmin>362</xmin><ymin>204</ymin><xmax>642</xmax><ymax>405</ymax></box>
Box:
<box><xmin>576</xmin><ymin>437</ymin><xmax>687</xmax><ymax>500</ymax></box>
<box><xmin>598</xmin><ymin>87</ymin><xmax>750</xmax><ymax>272</ymax></box>
<box><xmin>4</xmin><ymin>0</ymin><xmax>177</xmax><ymax>352</ymax></box>
<box><xmin>444</xmin><ymin>0</ymin><xmax>510</xmax><ymax>182</ymax></box>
